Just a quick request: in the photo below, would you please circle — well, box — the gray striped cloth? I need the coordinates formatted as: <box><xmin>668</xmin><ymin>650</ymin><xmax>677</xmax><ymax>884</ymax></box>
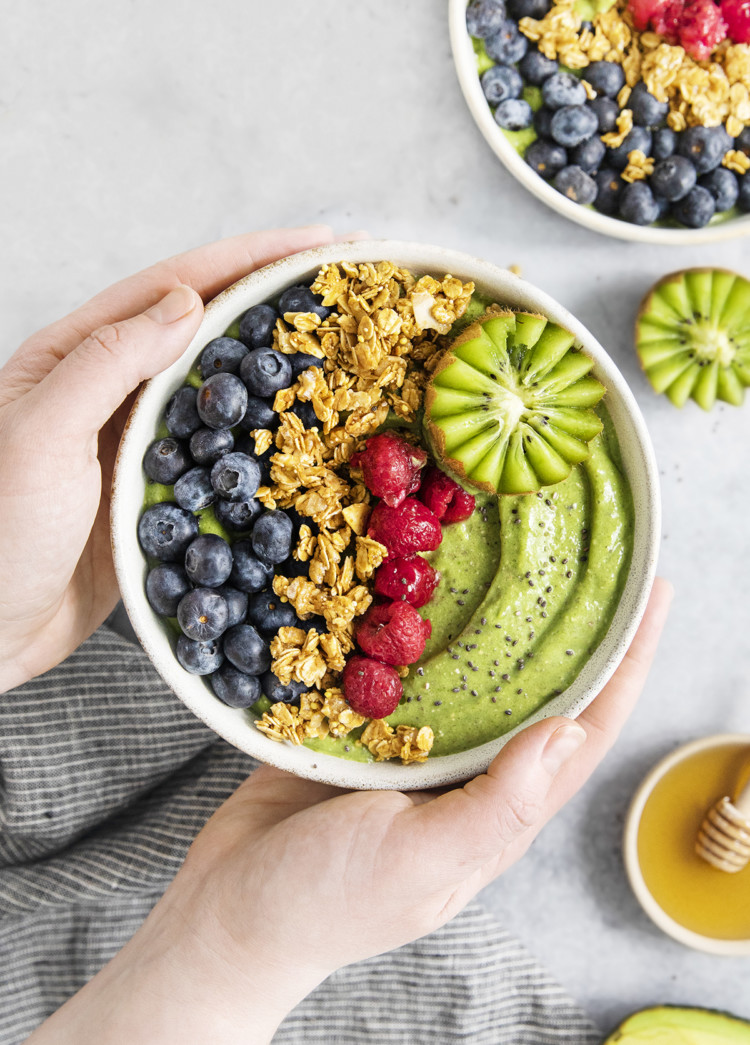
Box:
<box><xmin>0</xmin><ymin>626</ymin><xmax>601</xmax><ymax>1044</ymax></box>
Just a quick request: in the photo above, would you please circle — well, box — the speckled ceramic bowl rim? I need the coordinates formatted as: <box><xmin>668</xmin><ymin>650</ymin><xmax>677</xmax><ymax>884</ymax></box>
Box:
<box><xmin>623</xmin><ymin>733</ymin><xmax>750</xmax><ymax>956</ymax></box>
<box><xmin>448</xmin><ymin>0</ymin><xmax>750</xmax><ymax>245</ymax></box>
<box><xmin>111</xmin><ymin>239</ymin><xmax>660</xmax><ymax>791</ymax></box>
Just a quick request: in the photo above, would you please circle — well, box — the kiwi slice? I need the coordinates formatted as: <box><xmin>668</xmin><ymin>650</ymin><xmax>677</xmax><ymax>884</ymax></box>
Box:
<box><xmin>636</xmin><ymin>269</ymin><xmax>750</xmax><ymax>410</ymax></box>
<box><xmin>425</xmin><ymin>309</ymin><xmax>606</xmax><ymax>495</ymax></box>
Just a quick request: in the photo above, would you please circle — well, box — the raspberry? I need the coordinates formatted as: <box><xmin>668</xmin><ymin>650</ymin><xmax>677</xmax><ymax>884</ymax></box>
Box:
<box><xmin>368</xmin><ymin>497</ymin><xmax>443</xmax><ymax>557</ymax></box>
<box><xmin>342</xmin><ymin>655</ymin><xmax>403</xmax><ymax>718</ymax></box>
<box><xmin>350</xmin><ymin>432</ymin><xmax>427</xmax><ymax>508</ymax></box>
<box><xmin>677</xmin><ymin>0</ymin><xmax>727</xmax><ymax>57</ymax></box>
<box><xmin>373</xmin><ymin>555</ymin><xmax>440</xmax><ymax>608</ymax></box>
<box><xmin>721</xmin><ymin>0</ymin><xmax>750</xmax><ymax>41</ymax></box>
<box><xmin>356</xmin><ymin>601</ymin><xmax>432</xmax><ymax>666</ymax></box>
<box><xmin>629</xmin><ymin>0</ymin><xmax>672</xmax><ymax>30</ymax></box>
<box><xmin>651</xmin><ymin>0</ymin><xmax>683</xmax><ymax>38</ymax></box>
<box><xmin>419</xmin><ymin>466</ymin><xmax>476</xmax><ymax>524</ymax></box>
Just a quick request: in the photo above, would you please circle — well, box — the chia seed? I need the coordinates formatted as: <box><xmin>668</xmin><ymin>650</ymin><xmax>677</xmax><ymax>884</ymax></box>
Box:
<box><xmin>489</xmin><ymin>670</ymin><xmax>496</xmax><ymax>677</ymax></box>
<box><xmin>491</xmin><ymin>696</ymin><xmax>497</xmax><ymax>703</ymax></box>
<box><xmin>505</xmin><ymin>709</ymin><xmax>512</xmax><ymax>716</ymax></box>
<box><xmin>471</xmin><ymin>689</ymin><xmax>478</xmax><ymax>696</ymax></box>
<box><xmin>566</xmin><ymin>649</ymin><xmax>574</xmax><ymax>656</ymax></box>
<box><xmin>434</xmin><ymin>700</ymin><xmax>442</xmax><ymax>706</ymax></box>
<box><xmin>546</xmin><ymin>586</ymin><xmax>552</xmax><ymax>593</ymax></box>
<box><xmin>566</xmin><ymin>570</ymin><xmax>572</xmax><ymax>578</ymax></box>
<box><xmin>451</xmin><ymin>654</ymin><xmax>459</xmax><ymax>660</ymax></box>
<box><xmin>541</xmin><ymin>611</ymin><xmax>547</xmax><ymax>617</ymax></box>
<box><xmin>517</xmin><ymin>688</ymin><xmax>522</xmax><ymax>694</ymax></box>
<box><xmin>462</xmin><ymin>589</ymin><xmax>469</xmax><ymax>594</ymax></box>
<box><xmin>493</xmin><ymin>659</ymin><xmax>499</xmax><ymax>666</ymax></box>
<box><xmin>417</xmin><ymin>667</ymin><xmax>424</xmax><ymax>676</ymax></box>
<box><xmin>457</xmin><ymin>599</ymin><xmax>465</xmax><ymax>606</ymax></box>
<box><xmin>502</xmin><ymin>673</ymin><xmax>510</xmax><ymax>681</ymax></box>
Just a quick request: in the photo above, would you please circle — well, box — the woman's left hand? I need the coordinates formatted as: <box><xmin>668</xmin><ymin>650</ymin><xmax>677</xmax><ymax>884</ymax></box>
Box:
<box><xmin>0</xmin><ymin>225</ymin><xmax>335</xmax><ymax>693</ymax></box>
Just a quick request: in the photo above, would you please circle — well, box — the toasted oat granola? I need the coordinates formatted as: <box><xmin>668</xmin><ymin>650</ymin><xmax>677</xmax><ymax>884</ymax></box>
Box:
<box><xmin>252</xmin><ymin>262</ymin><xmax>471</xmax><ymax>764</ymax></box>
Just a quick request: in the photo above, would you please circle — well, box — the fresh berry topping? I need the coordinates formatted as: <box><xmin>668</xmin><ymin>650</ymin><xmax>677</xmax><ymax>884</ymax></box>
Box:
<box><xmin>722</xmin><ymin>0</ymin><xmax>750</xmax><ymax>41</ymax></box>
<box><xmin>341</xmin><ymin>655</ymin><xmax>403</xmax><ymax>718</ymax></box>
<box><xmin>419</xmin><ymin>467</ymin><xmax>476</xmax><ymax>524</ymax></box>
<box><xmin>356</xmin><ymin>601</ymin><xmax>432</xmax><ymax>666</ymax></box>
<box><xmin>676</xmin><ymin>0</ymin><xmax>727</xmax><ymax>57</ymax></box>
<box><xmin>350</xmin><ymin>432</ymin><xmax>427</xmax><ymax>507</ymax></box>
<box><xmin>373</xmin><ymin>556</ymin><xmax>440</xmax><ymax>608</ymax></box>
<box><xmin>368</xmin><ymin>498</ymin><xmax>442</xmax><ymax>556</ymax></box>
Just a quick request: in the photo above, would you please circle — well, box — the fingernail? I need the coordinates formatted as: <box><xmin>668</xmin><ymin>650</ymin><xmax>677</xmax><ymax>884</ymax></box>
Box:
<box><xmin>541</xmin><ymin>722</ymin><xmax>586</xmax><ymax>775</ymax></box>
<box><xmin>334</xmin><ymin>229</ymin><xmax>371</xmax><ymax>242</ymax></box>
<box><xmin>146</xmin><ymin>285</ymin><xmax>197</xmax><ymax>324</ymax></box>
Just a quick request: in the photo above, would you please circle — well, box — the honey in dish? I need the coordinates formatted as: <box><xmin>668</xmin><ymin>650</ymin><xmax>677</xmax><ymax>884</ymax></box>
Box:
<box><xmin>637</xmin><ymin>741</ymin><xmax>750</xmax><ymax>940</ymax></box>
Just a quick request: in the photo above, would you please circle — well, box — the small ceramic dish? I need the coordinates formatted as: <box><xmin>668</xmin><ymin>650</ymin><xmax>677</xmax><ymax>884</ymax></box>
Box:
<box><xmin>624</xmin><ymin>734</ymin><xmax>750</xmax><ymax>955</ymax></box>
<box><xmin>111</xmin><ymin>239</ymin><xmax>660</xmax><ymax>791</ymax></box>
<box><xmin>449</xmin><ymin>0</ymin><xmax>750</xmax><ymax>245</ymax></box>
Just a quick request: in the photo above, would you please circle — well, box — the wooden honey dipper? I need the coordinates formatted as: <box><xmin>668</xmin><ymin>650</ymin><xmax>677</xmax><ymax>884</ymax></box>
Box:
<box><xmin>696</xmin><ymin>775</ymin><xmax>750</xmax><ymax>873</ymax></box>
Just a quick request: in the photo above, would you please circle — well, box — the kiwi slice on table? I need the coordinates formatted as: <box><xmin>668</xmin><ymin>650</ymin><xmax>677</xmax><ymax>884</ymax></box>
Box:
<box><xmin>636</xmin><ymin>269</ymin><xmax>750</xmax><ymax>410</ymax></box>
<box><xmin>425</xmin><ymin>309</ymin><xmax>606</xmax><ymax>495</ymax></box>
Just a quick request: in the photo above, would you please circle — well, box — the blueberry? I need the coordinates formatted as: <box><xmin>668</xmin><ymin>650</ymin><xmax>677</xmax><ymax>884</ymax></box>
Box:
<box><xmin>210</xmin><ymin>663</ymin><xmax>262</xmax><ymax>708</ymax></box>
<box><xmin>189</xmin><ymin>426</ymin><xmax>235</xmax><ymax>466</ymax></box>
<box><xmin>671</xmin><ymin>185</ymin><xmax>716</xmax><ymax>228</ymax></box>
<box><xmin>518</xmin><ymin>49</ymin><xmax>558</xmax><ymax>85</ymax></box>
<box><xmin>146</xmin><ymin>563</ymin><xmax>191</xmax><ymax>616</ymax></box>
<box><xmin>214</xmin><ymin>497</ymin><xmax>262</xmax><ymax>532</ymax></box>
<box><xmin>238</xmin><ymin>303</ymin><xmax>278</xmax><ymax>350</ymax></box>
<box><xmin>649</xmin><ymin>155</ymin><xmax>697</xmax><ymax>201</ymax></box>
<box><xmin>165</xmin><ymin>386</ymin><xmax>201</xmax><ymax>439</ymax></box>
<box><xmin>699</xmin><ymin>168</ymin><xmax>739</xmax><ymax>212</ymax></box>
<box><xmin>594</xmin><ymin>167</ymin><xmax>625</xmax><ymax>215</ymax></box>
<box><xmin>260</xmin><ymin>670</ymin><xmax>306</xmax><ymax>706</ymax></box>
<box><xmin>215</xmin><ymin>584</ymin><xmax>249</xmax><ymax>628</ymax></box>
<box><xmin>485</xmin><ymin>20</ymin><xmax>528</xmax><ymax>64</ymax></box>
<box><xmin>550</xmin><ymin>105</ymin><xmax>598</xmax><ymax>147</ymax></box>
<box><xmin>588</xmin><ymin>96</ymin><xmax>618</xmax><ymax>134</ymax></box>
<box><xmin>466</xmin><ymin>0</ymin><xmax>507</xmax><ymax>36</ymax></box>
<box><xmin>176</xmin><ymin>635</ymin><xmax>224</xmax><ymax>676</ymax></box>
<box><xmin>177</xmin><ymin>588</ymin><xmax>229</xmax><ymax>641</ymax></box>
<box><xmin>289</xmin><ymin>352</ymin><xmax>324</xmax><ymax>379</ymax></box>
<box><xmin>583</xmin><ymin>61</ymin><xmax>625</xmax><ymax>99</ymax></box>
<box><xmin>652</xmin><ymin>127</ymin><xmax>677</xmax><ymax>161</ymax></box>
<box><xmin>481</xmin><ymin>64</ymin><xmax>523</xmax><ymax>106</ymax></box>
<box><xmin>652</xmin><ymin>193</ymin><xmax>670</xmax><ymax>221</ymax></box>
<box><xmin>239</xmin><ymin>395</ymin><xmax>278</xmax><ymax>431</ymax></box>
<box><xmin>143</xmin><ymin>438</ymin><xmax>191</xmax><ymax>485</ymax></box>
<box><xmin>507</xmin><ymin>0</ymin><xmax>550</xmax><ymax>18</ymax></box>
<box><xmin>677</xmin><ymin>125</ymin><xmax>732</xmax><ymax>175</ymax></box>
<box><xmin>533</xmin><ymin>106</ymin><xmax>555</xmax><ymax>138</ymax></box>
<box><xmin>542</xmin><ymin>72</ymin><xmax>586</xmax><ymax>110</ymax></box>
<box><xmin>737</xmin><ymin>172</ymin><xmax>750</xmax><ymax>212</ymax></box>
<box><xmin>629</xmin><ymin>82</ymin><xmax>669</xmax><ymax>128</ymax></box>
<box><xmin>525</xmin><ymin>138</ymin><xmax>568</xmax><ymax>179</ymax></box>
<box><xmin>619</xmin><ymin>181</ymin><xmax>660</xmax><ymax>225</ymax></box>
<box><xmin>223</xmin><ymin>624</ymin><xmax>271</xmax><ymax>675</ymax></box>
<box><xmin>246</xmin><ymin>591</ymin><xmax>299</xmax><ymax>636</ymax></box>
<box><xmin>173</xmin><ymin>466</ymin><xmax>215</xmax><ymax>512</ymax></box>
<box><xmin>138</xmin><ymin>503</ymin><xmax>198</xmax><ymax>561</ymax></box>
<box><xmin>199</xmin><ymin>337</ymin><xmax>248</xmax><ymax>380</ymax></box>
<box><xmin>210</xmin><ymin>452</ymin><xmax>261</xmax><ymax>502</ymax></box>
<box><xmin>197</xmin><ymin>373</ymin><xmax>248</xmax><ymax>430</ymax></box>
<box><xmin>240</xmin><ymin>347</ymin><xmax>293</xmax><ymax>398</ymax></box>
<box><xmin>736</xmin><ymin>126</ymin><xmax>750</xmax><ymax>156</ymax></box>
<box><xmin>278</xmin><ymin>284</ymin><xmax>329</xmax><ymax>321</ymax></box>
<box><xmin>290</xmin><ymin>399</ymin><xmax>319</xmax><ymax>428</ymax></box>
<box><xmin>554</xmin><ymin>165</ymin><xmax>597</xmax><ymax>204</ymax></box>
<box><xmin>230</xmin><ymin>539</ymin><xmax>275</xmax><ymax>593</ymax></box>
<box><xmin>607</xmin><ymin>127</ymin><xmax>652</xmax><ymax>171</ymax></box>
<box><xmin>495</xmin><ymin>98</ymin><xmax>533</xmax><ymax>130</ymax></box>
<box><xmin>571</xmin><ymin>135</ymin><xmax>606</xmax><ymax>174</ymax></box>
<box><xmin>251</xmin><ymin>510</ymin><xmax>294</xmax><ymax>565</ymax></box>
<box><xmin>184</xmin><ymin>534</ymin><xmax>233</xmax><ymax>588</ymax></box>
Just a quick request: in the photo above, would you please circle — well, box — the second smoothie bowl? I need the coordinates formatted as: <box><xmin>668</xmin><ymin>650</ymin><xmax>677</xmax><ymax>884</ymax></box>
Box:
<box><xmin>111</xmin><ymin>241</ymin><xmax>660</xmax><ymax>790</ymax></box>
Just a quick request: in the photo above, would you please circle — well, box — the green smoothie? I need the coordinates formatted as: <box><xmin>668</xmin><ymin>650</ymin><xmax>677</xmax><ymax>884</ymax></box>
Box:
<box><xmin>306</xmin><ymin>403</ymin><xmax>633</xmax><ymax>762</ymax></box>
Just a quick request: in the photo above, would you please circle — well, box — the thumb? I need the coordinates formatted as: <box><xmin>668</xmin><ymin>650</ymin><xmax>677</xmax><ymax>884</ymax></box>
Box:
<box><xmin>408</xmin><ymin>716</ymin><xmax>587</xmax><ymax>881</ymax></box>
<box><xmin>28</xmin><ymin>284</ymin><xmax>203</xmax><ymax>437</ymax></box>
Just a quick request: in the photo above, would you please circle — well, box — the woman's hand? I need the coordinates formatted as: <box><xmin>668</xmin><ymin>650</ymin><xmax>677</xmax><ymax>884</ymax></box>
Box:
<box><xmin>0</xmin><ymin>225</ymin><xmax>337</xmax><ymax>694</ymax></box>
<box><xmin>28</xmin><ymin>579</ymin><xmax>672</xmax><ymax>1045</ymax></box>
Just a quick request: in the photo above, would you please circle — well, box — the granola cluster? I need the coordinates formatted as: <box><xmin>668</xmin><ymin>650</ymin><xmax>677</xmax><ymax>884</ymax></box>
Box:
<box><xmin>520</xmin><ymin>0</ymin><xmax>750</xmax><ymax>161</ymax></box>
<box><xmin>253</xmin><ymin>263</ymin><xmax>474</xmax><ymax>764</ymax></box>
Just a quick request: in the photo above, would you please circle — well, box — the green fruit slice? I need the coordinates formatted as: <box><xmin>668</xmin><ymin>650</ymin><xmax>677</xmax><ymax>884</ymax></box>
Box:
<box><xmin>424</xmin><ymin>309</ymin><xmax>606</xmax><ymax>495</ymax></box>
<box><xmin>636</xmin><ymin>268</ymin><xmax>750</xmax><ymax>411</ymax></box>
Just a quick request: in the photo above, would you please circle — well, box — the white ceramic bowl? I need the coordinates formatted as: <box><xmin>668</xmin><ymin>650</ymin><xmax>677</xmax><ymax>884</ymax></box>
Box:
<box><xmin>624</xmin><ymin>734</ymin><xmax>750</xmax><ymax>955</ymax></box>
<box><xmin>449</xmin><ymin>0</ymin><xmax>750</xmax><ymax>245</ymax></box>
<box><xmin>111</xmin><ymin>239</ymin><xmax>660</xmax><ymax>790</ymax></box>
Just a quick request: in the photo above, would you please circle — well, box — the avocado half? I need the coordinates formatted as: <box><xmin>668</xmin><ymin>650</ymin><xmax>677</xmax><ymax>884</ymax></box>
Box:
<box><xmin>604</xmin><ymin>1006</ymin><xmax>750</xmax><ymax>1043</ymax></box>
